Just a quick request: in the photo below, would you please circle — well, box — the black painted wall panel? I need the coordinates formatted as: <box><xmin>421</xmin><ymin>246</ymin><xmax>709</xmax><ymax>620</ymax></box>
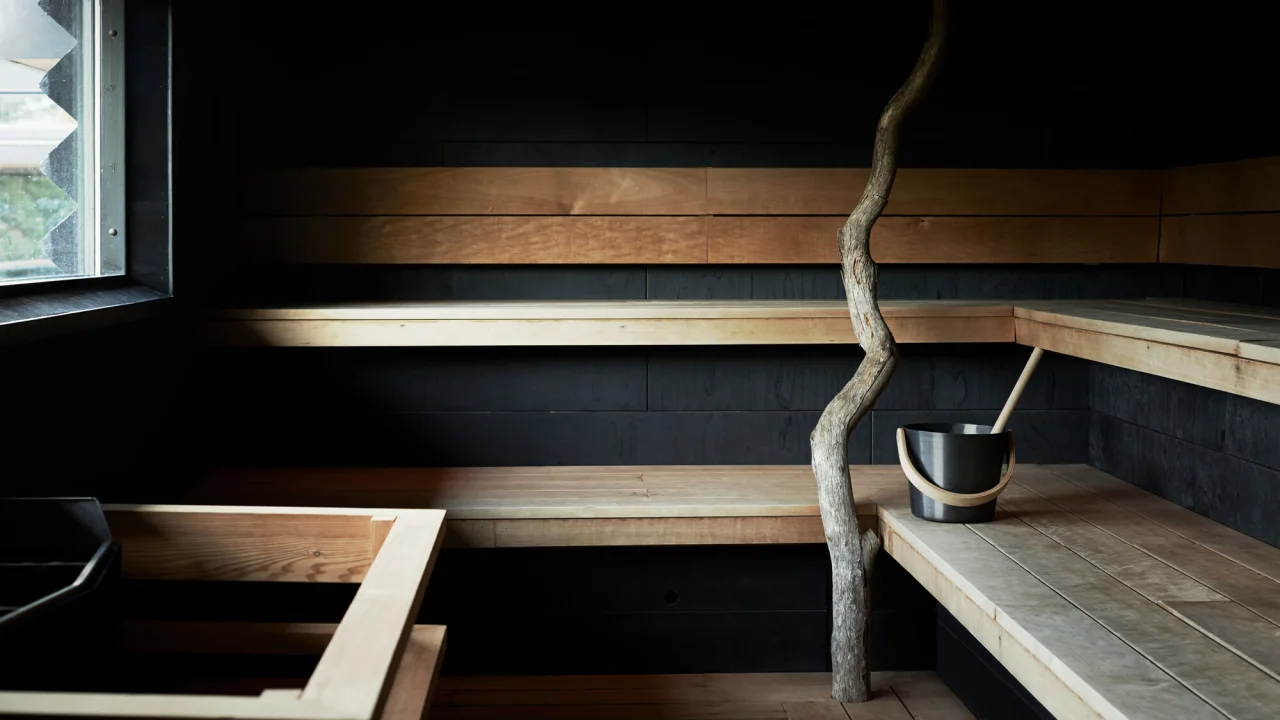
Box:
<box><xmin>872</xmin><ymin>410</ymin><xmax>1089</xmax><ymax>465</ymax></box>
<box><xmin>1180</xmin><ymin>265</ymin><xmax>1280</xmax><ymax>309</ymax></box>
<box><xmin>1090</xmin><ymin>360</ymin><xmax>1280</xmax><ymax>550</ymax></box>
<box><xmin>174</xmin><ymin>0</ymin><xmax>1279</xmax><ymax>684</ymax></box>
<box><xmin>1091</xmin><ymin>413</ymin><xmax>1280</xmax><ymax>548</ymax></box>
<box><xmin>645</xmin><ymin>266</ymin><xmax>1183</xmax><ymax>302</ymax></box>
<box><xmin>203</xmin><ymin>342</ymin><xmax>1086</xmax><ymax>467</ymax></box>
<box><xmin>649</xmin><ymin>346</ymin><xmax>1087</xmax><ymax>413</ymax></box>
<box><xmin>2</xmin><ymin>318</ymin><xmax>192</xmax><ymax>501</ymax></box>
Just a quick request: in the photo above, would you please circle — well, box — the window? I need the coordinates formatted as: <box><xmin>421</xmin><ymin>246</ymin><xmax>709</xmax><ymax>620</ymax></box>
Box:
<box><xmin>0</xmin><ymin>0</ymin><xmax>123</xmax><ymax>285</ymax></box>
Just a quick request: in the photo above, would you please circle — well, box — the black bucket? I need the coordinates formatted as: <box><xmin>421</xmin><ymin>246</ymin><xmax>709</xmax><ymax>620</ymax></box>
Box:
<box><xmin>896</xmin><ymin>423</ymin><xmax>1015</xmax><ymax>523</ymax></box>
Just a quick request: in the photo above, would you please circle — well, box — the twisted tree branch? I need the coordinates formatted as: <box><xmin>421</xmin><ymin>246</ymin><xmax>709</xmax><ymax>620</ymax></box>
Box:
<box><xmin>810</xmin><ymin>0</ymin><xmax>949</xmax><ymax>703</ymax></box>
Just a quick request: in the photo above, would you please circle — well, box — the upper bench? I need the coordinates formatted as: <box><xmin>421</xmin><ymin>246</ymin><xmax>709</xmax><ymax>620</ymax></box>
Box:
<box><xmin>1017</xmin><ymin>299</ymin><xmax>1280</xmax><ymax>405</ymax></box>
<box><xmin>205</xmin><ymin>298</ymin><xmax>1280</xmax><ymax>406</ymax></box>
<box><xmin>205</xmin><ymin>299</ymin><xmax>1014</xmax><ymax>346</ymax></box>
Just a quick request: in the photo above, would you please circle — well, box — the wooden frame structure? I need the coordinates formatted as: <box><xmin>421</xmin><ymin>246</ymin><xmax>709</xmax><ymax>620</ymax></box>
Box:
<box><xmin>0</xmin><ymin>505</ymin><xmax>447</xmax><ymax>720</ymax></box>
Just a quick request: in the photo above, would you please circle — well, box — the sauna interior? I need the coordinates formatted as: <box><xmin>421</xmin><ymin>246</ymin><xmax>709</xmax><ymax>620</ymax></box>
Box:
<box><xmin>2</xmin><ymin>2</ymin><xmax>1280</xmax><ymax>719</ymax></box>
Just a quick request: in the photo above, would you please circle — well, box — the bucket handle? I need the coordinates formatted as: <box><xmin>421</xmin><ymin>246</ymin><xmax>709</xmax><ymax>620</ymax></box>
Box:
<box><xmin>895</xmin><ymin>427</ymin><xmax>1016</xmax><ymax>508</ymax></box>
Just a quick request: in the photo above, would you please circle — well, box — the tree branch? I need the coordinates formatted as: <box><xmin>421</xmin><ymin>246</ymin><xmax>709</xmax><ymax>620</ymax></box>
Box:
<box><xmin>810</xmin><ymin>0</ymin><xmax>949</xmax><ymax>703</ymax></box>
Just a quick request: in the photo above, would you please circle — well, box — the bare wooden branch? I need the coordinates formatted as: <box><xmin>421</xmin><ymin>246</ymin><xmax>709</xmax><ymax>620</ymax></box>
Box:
<box><xmin>810</xmin><ymin>0</ymin><xmax>950</xmax><ymax>703</ymax></box>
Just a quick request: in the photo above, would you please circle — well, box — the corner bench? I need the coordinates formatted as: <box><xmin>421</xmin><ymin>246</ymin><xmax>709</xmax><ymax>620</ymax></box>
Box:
<box><xmin>197</xmin><ymin>297</ymin><xmax>1280</xmax><ymax>719</ymax></box>
<box><xmin>189</xmin><ymin>464</ymin><xmax>1280</xmax><ymax>720</ymax></box>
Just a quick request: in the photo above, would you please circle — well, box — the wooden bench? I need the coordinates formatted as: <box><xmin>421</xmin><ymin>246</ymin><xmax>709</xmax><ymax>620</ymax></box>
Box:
<box><xmin>193</xmin><ymin>465</ymin><xmax>896</xmax><ymax>547</ymax></box>
<box><xmin>205</xmin><ymin>297</ymin><xmax>1280</xmax><ymax>408</ymax></box>
<box><xmin>189</xmin><ymin>464</ymin><xmax>1280</xmax><ymax>719</ymax></box>
<box><xmin>883</xmin><ymin>464</ymin><xmax>1280</xmax><ymax>720</ymax></box>
<box><xmin>1015</xmin><ymin>299</ymin><xmax>1280</xmax><ymax>405</ymax></box>
<box><xmin>203</xmin><ymin>300</ymin><xmax>1014</xmax><ymax>347</ymax></box>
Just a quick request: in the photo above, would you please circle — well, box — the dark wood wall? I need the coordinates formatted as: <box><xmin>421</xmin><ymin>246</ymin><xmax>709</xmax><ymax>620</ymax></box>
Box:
<box><xmin>158</xmin><ymin>1</ymin><xmax>1280</xmax><ymax>678</ymax></box>
<box><xmin>5</xmin><ymin>0</ymin><xmax>1269</xmax><ymax>682</ymax></box>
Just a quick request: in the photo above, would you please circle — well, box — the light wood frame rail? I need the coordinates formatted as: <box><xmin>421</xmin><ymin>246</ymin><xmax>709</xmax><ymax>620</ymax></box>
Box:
<box><xmin>0</xmin><ymin>505</ymin><xmax>447</xmax><ymax>720</ymax></box>
<box><xmin>204</xmin><ymin>300</ymin><xmax>1015</xmax><ymax>347</ymax></box>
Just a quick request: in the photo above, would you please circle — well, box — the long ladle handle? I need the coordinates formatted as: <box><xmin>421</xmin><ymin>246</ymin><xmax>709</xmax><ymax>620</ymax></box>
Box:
<box><xmin>993</xmin><ymin>347</ymin><xmax>1045</xmax><ymax>434</ymax></box>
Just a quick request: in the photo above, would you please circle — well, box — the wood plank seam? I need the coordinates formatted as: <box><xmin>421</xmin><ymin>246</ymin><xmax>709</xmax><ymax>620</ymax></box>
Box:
<box><xmin>965</xmin><ymin>514</ymin><xmax>1270</xmax><ymax>719</ymax></box>
<box><xmin>1042</xmin><ymin>467</ymin><xmax>1280</xmax><ymax>585</ymax></box>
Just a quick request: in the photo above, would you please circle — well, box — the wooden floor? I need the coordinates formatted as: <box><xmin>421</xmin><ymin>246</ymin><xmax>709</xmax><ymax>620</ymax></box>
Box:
<box><xmin>430</xmin><ymin>672</ymin><xmax>973</xmax><ymax>720</ymax></box>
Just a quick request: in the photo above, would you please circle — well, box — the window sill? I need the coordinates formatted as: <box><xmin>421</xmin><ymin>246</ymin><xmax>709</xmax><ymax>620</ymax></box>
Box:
<box><xmin>0</xmin><ymin>284</ymin><xmax>171</xmax><ymax>346</ymax></box>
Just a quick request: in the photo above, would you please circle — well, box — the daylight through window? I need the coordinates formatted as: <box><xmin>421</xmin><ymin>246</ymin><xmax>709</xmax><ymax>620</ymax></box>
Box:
<box><xmin>0</xmin><ymin>0</ymin><xmax>123</xmax><ymax>285</ymax></box>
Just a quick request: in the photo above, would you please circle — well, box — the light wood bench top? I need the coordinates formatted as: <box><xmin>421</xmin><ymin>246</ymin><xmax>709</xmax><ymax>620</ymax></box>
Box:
<box><xmin>1016</xmin><ymin>299</ymin><xmax>1280</xmax><ymax>404</ymax></box>
<box><xmin>195</xmin><ymin>463</ymin><xmax>1280</xmax><ymax>719</ymax></box>
<box><xmin>204</xmin><ymin>300</ymin><xmax>1015</xmax><ymax>347</ymax></box>
<box><xmin>883</xmin><ymin>463</ymin><xmax>1280</xmax><ymax>720</ymax></box>
<box><xmin>205</xmin><ymin>297</ymin><xmax>1280</xmax><ymax>405</ymax></box>
<box><xmin>194</xmin><ymin>465</ymin><xmax>908</xmax><ymax>548</ymax></box>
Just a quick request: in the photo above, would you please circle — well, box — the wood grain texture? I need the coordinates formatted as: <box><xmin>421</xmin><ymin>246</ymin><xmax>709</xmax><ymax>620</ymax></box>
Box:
<box><xmin>304</xmin><ymin>511</ymin><xmax>446</xmax><ymax>719</ymax></box>
<box><xmin>203</xmin><ymin>300</ymin><xmax>1014</xmax><ymax>347</ymax></box>
<box><xmin>242</xmin><ymin>215</ymin><xmax>1159</xmax><ymax>266</ymax></box>
<box><xmin>784</xmin><ymin>700</ymin><xmax>855</xmax><ymax>720</ymax></box>
<box><xmin>187</xmin><ymin>465</ymin><xmax>894</xmax><ymax>547</ymax></box>
<box><xmin>1019</xmin><ymin>470</ymin><xmax>1280</xmax><ymax>627</ymax></box>
<box><xmin>491</xmin><ymin>516</ymin><xmax>851</xmax><ymax>547</ymax></box>
<box><xmin>1015</xmin><ymin>300</ymin><xmax>1280</xmax><ymax>358</ymax></box>
<box><xmin>969</xmin><ymin>508</ymin><xmax>1280</xmax><ymax>720</ymax></box>
<box><xmin>1161</xmin><ymin>602</ymin><xmax>1280</xmax><ymax>683</ymax></box>
<box><xmin>105</xmin><ymin>508</ymin><xmax>379</xmax><ymax>583</ymax></box>
<box><xmin>708</xmin><ymin>168</ymin><xmax>1161</xmax><ymax>216</ymax></box>
<box><xmin>380</xmin><ymin>625</ymin><xmax>447</xmax><ymax>720</ymax></box>
<box><xmin>243</xmin><ymin>167</ymin><xmax>707</xmax><ymax>216</ymax></box>
<box><xmin>998</xmin><ymin>482</ymin><xmax>1224</xmax><ymax>603</ymax></box>
<box><xmin>1163</xmin><ymin>157</ymin><xmax>1280</xmax><ymax>214</ymax></box>
<box><xmin>192</xmin><ymin>465</ymin><xmax>906</xmax><ymax>520</ymax></box>
<box><xmin>0</xmin><ymin>693</ymin><xmax>346</xmax><ymax>720</ymax></box>
<box><xmin>1015</xmin><ymin>317</ymin><xmax>1280</xmax><ymax>406</ymax></box>
<box><xmin>879</xmin><ymin>672</ymin><xmax>974</xmax><ymax>720</ymax></box>
<box><xmin>242</xmin><ymin>216</ymin><xmax>708</xmax><ymax>264</ymax></box>
<box><xmin>708</xmin><ymin>216</ymin><xmax>1157</xmax><ymax>264</ymax></box>
<box><xmin>431</xmin><ymin>672</ymin><xmax>970</xmax><ymax>720</ymax></box>
<box><xmin>1160</xmin><ymin>214</ymin><xmax>1280</xmax><ymax>269</ymax></box>
<box><xmin>1049</xmin><ymin>464</ymin><xmax>1280</xmax><ymax>585</ymax></box>
<box><xmin>879</xmin><ymin>503</ymin><xmax>1222</xmax><ymax>720</ymax></box>
<box><xmin>205</xmin><ymin>316</ymin><xmax>1014</xmax><ymax>348</ymax></box>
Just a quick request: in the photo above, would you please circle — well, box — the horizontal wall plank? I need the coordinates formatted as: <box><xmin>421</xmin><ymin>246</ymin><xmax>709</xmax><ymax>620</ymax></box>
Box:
<box><xmin>708</xmin><ymin>168</ymin><xmax>1161</xmax><ymax>216</ymax></box>
<box><xmin>244</xmin><ymin>167</ymin><xmax>1163</xmax><ymax>218</ymax></box>
<box><xmin>1163</xmin><ymin>156</ymin><xmax>1280</xmax><ymax>214</ymax></box>
<box><xmin>242</xmin><ymin>216</ymin><xmax>708</xmax><ymax>264</ymax></box>
<box><xmin>245</xmin><ymin>216</ymin><xmax>1157</xmax><ymax>266</ymax></box>
<box><xmin>708</xmin><ymin>216</ymin><xmax>1158</xmax><ymax>264</ymax></box>
<box><xmin>243</xmin><ymin>167</ymin><xmax>708</xmax><ymax>215</ymax></box>
<box><xmin>1160</xmin><ymin>214</ymin><xmax>1280</xmax><ymax>269</ymax></box>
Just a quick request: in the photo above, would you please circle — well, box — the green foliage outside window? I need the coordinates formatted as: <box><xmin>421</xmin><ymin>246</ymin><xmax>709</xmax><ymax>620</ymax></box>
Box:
<box><xmin>0</xmin><ymin>172</ymin><xmax>76</xmax><ymax>271</ymax></box>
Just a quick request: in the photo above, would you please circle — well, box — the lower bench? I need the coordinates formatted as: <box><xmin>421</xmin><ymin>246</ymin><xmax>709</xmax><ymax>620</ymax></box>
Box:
<box><xmin>191</xmin><ymin>464</ymin><xmax>1280</xmax><ymax>720</ymax></box>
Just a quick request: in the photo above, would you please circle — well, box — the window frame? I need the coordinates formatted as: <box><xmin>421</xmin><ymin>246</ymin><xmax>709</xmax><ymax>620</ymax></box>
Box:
<box><xmin>0</xmin><ymin>0</ymin><xmax>172</xmax><ymax>345</ymax></box>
